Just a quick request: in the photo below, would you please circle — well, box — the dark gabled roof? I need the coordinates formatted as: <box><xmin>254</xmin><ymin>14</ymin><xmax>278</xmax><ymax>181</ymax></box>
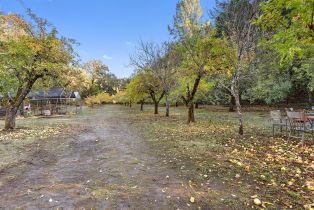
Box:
<box><xmin>28</xmin><ymin>88</ymin><xmax>81</xmax><ymax>100</ymax></box>
<box><xmin>28</xmin><ymin>91</ymin><xmax>45</xmax><ymax>99</ymax></box>
<box><xmin>47</xmin><ymin>88</ymin><xmax>67</xmax><ymax>98</ymax></box>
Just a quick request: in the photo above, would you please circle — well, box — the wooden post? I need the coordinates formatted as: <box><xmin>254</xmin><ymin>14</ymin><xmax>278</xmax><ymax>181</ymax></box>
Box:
<box><xmin>49</xmin><ymin>100</ymin><xmax>52</xmax><ymax>115</ymax></box>
<box><xmin>41</xmin><ymin>100</ymin><xmax>43</xmax><ymax>115</ymax></box>
<box><xmin>65</xmin><ymin>98</ymin><xmax>68</xmax><ymax>114</ymax></box>
<box><xmin>75</xmin><ymin>100</ymin><xmax>78</xmax><ymax>114</ymax></box>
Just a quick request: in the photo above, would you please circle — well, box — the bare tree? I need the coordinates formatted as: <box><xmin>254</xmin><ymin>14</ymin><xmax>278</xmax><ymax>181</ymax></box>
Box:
<box><xmin>213</xmin><ymin>0</ymin><xmax>262</xmax><ymax>135</ymax></box>
<box><xmin>130</xmin><ymin>41</ymin><xmax>179</xmax><ymax>117</ymax></box>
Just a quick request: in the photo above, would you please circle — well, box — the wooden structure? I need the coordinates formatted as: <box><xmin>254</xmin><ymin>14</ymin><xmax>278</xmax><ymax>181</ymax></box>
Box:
<box><xmin>286</xmin><ymin>110</ymin><xmax>314</xmax><ymax>142</ymax></box>
<box><xmin>28</xmin><ymin>88</ymin><xmax>82</xmax><ymax>116</ymax></box>
<box><xmin>270</xmin><ymin>110</ymin><xmax>287</xmax><ymax>135</ymax></box>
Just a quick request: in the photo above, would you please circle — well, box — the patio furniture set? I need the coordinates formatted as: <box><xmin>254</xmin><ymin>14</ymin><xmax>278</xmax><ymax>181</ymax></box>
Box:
<box><xmin>270</xmin><ymin>107</ymin><xmax>314</xmax><ymax>142</ymax></box>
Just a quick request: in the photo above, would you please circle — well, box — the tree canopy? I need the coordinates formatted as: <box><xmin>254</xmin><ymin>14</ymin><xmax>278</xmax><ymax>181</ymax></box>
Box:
<box><xmin>0</xmin><ymin>10</ymin><xmax>76</xmax><ymax>129</ymax></box>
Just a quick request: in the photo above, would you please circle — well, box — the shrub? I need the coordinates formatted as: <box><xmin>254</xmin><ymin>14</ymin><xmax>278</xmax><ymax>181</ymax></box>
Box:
<box><xmin>85</xmin><ymin>96</ymin><xmax>97</xmax><ymax>107</ymax></box>
<box><xmin>95</xmin><ymin>92</ymin><xmax>112</xmax><ymax>104</ymax></box>
<box><xmin>85</xmin><ymin>92</ymin><xmax>113</xmax><ymax>107</ymax></box>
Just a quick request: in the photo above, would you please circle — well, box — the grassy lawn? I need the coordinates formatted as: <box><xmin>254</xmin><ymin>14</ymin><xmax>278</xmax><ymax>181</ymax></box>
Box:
<box><xmin>0</xmin><ymin>105</ymin><xmax>312</xmax><ymax>209</ymax></box>
<box><xmin>126</xmin><ymin>104</ymin><xmax>314</xmax><ymax>210</ymax></box>
<box><xmin>0</xmin><ymin>110</ymin><xmax>92</xmax><ymax>172</ymax></box>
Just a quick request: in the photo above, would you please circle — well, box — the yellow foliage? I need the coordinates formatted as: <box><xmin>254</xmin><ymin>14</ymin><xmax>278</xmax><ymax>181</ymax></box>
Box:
<box><xmin>85</xmin><ymin>92</ymin><xmax>113</xmax><ymax>106</ymax></box>
<box><xmin>113</xmin><ymin>91</ymin><xmax>129</xmax><ymax>104</ymax></box>
<box><xmin>85</xmin><ymin>96</ymin><xmax>97</xmax><ymax>107</ymax></box>
<box><xmin>95</xmin><ymin>92</ymin><xmax>112</xmax><ymax>104</ymax></box>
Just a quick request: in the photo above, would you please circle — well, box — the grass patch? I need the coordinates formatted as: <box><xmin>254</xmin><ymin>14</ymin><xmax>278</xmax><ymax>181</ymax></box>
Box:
<box><xmin>0</xmin><ymin>113</ymin><xmax>83</xmax><ymax>171</ymax></box>
<box><xmin>125</xmin><ymin>104</ymin><xmax>314</xmax><ymax>210</ymax></box>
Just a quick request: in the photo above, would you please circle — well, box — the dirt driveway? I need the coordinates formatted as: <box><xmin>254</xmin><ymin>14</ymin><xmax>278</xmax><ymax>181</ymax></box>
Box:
<box><xmin>0</xmin><ymin>106</ymin><xmax>205</xmax><ymax>210</ymax></box>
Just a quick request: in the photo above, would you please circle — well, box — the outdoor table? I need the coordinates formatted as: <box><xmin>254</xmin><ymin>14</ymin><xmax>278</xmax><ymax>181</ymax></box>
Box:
<box><xmin>291</xmin><ymin>115</ymin><xmax>314</xmax><ymax>128</ymax></box>
<box><xmin>307</xmin><ymin>116</ymin><xmax>314</xmax><ymax>127</ymax></box>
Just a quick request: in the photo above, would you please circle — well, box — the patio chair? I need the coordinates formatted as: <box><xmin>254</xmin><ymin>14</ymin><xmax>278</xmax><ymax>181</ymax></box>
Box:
<box><xmin>286</xmin><ymin>110</ymin><xmax>314</xmax><ymax>142</ymax></box>
<box><xmin>270</xmin><ymin>110</ymin><xmax>287</xmax><ymax>136</ymax></box>
<box><xmin>305</xmin><ymin>111</ymin><xmax>314</xmax><ymax>140</ymax></box>
<box><xmin>308</xmin><ymin>106</ymin><xmax>314</xmax><ymax>116</ymax></box>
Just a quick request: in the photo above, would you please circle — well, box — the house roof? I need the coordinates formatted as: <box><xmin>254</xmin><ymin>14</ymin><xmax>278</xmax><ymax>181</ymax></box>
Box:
<box><xmin>28</xmin><ymin>91</ymin><xmax>45</xmax><ymax>99</ymax></box>
<box><xmin>47</xmin><ymin>88</ymin><xmax>67</xmax><ymax>98</ymax></box>
<box><xmin>28</xmin><ymin>88</ymin><xmax>81</xmax><ymax>100</ymax></box>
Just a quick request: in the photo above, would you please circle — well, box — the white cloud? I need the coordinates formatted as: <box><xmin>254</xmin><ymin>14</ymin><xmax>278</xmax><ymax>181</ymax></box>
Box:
<box><xmin>125</xmin><ymin>41</ymin><xmax>135</xmax><ymax>46</ymax></box>
<box><xmin>103</xmin><ymin>54</ymin><xmax>113</xmax><ymax>60</ymax></box>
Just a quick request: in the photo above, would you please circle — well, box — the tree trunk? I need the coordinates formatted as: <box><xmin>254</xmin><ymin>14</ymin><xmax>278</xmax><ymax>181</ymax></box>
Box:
<box><xmin>195</xmin><ymin>102</ymin><xmax>199</xmax><ymax>109</ymax></box>
<box><xmin>149</xmin><ymin>91</ymin><xmax>164</xmax><ymax>115</ymax></box>
<box><xmin>154</xmin><ymin>102</ymin><xmax>159</xmax><ymax>115</ymax></box>
<box><xmin>309</xmin><ymin>90</ymin><xmax>313</xmax><ymax>105</ymax></box>
<box><xmin>4</xmin><ymin>106</ymin><xmax>18</xmax><ymax>130</ymax></box>
<box><xmin>3</xmin><ymin>75</ymin><xmax>41</xmax><ymax>130</ymax></box>
<box><xmin>129</xmin><ymin>102</ymin><xmax>132</xmax><ymax>108</ymax></box>
<box><xmin>20</xmin><ymin>101</ymin><xmax>24</xmax><ymax>116</ymax></box>
<box><xmin>165</xmin><ymin>95</ymin><xmax>170</xmax><ymax>117</ymax></box>
<box><xmin>187</xmin><ymin>103</ymin><xmax>195</xmax><ymax>123</ymax></box>
<box><xmin>229</xmin><ymin>95</ymin><xmax>235</xmax><ymax>112</ymax></box>
<box><xmin>140</xmin><ymin>101</ymin><xmax>144</xmax><ymax>111</ymax></box>
<box><xmin>175</xmin><ymin>102</ymin><xmax>178</xmax><ymax>107</ymax></box>
<box><xmin>183</xmin><ymin>75</ymin><xmax>202</xmax><ymax>124</ymax></box>
<box><xmin>234</xmin><ymin>90</ymin><xmax>243</xmax><ymax>135</ymax></box>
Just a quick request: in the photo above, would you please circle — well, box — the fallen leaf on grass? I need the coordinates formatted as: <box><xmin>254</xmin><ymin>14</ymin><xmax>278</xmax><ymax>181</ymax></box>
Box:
<box><xmin>304</xmin><ymin>203</ymin><xmax>314</xmax><ymax>210</ymax></box>
<box><xmin>306</xmin><ymin>180</ymin><xmax>314</xmax><ymax>191</ymax></box>
<box><xmin>253</xmin><ymin>198</ymin><xmax>262</xmax><ymax>206</ymax></box>
<box><xmin>190</xmin><ymin>197</ymin><xmax>195</xmax><ymax>203</ymax></box>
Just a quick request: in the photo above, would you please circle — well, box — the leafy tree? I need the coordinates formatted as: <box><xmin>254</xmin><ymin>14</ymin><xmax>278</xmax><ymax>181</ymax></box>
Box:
<box><xmin>126</xmin><ymin>71</ymin><xmax>165</xmax><ymax>114</ymax></box>
<box><xmin>130</xmin><ymin>41</ymin><xmax>179</xmax><ymax>116</ymax></box>
<box><xmin>193</xmin><ymin>78</ymin><xmax>216</xmax><ymax>108</ymax></box>
<box><xmin>65</xmin><ymin>66</ymin><xmax>92</xmax><ymax>96</ymax></box>
<box><xmin>82</xmin><ymin>59</ymin><xmax>109</xmax><ymax>96</ymax></box>
<box><xmin>82</xmin><ymin>59</ymin><xmax>121</xmax><ymax>96</ymax></box>
<box><xmin>100</xmin><ymin>72</ymin><xmax>119</xmax><ymax>96</ymax></box>
<box><xmin>256</xmin><ymin>0</ymin><xmax>314</xmax><ymax>62</ymax></box>
<box><xmin>125</xmin><ymin>73</ymin><xmax>150</xmax><ymax>111</ymax></box>
<box><xmin>245</xmin><ymin>46</ymin><xmax>292</xmax><ymax>104</ymax></box>
<box><xmin>32</xmin><ymin>65</ymin><xmax>91</xmax><ymax>97</ymax></box>
<box><xmin>172</xmin><ymin>76</ymin><xmax>215</xmax><ymax>108</ymax></box>
<box><xmin>0</xmin><ymin>10</ymin><xmax>75</xmax><ymax>130</ymax></box>
<box><xmin>256</xmin><ymin>0</ymin><xmax>314</xmax><ymax>103</ymax></box>
<box><xmin>113</xmin><ymin>90</ymin><xmax>127</xmax><ymax>104</ymax></box>
<box><xmin>246</xmin><ymin>45</ymin><xmax>313</xmax><ymax>105</ymax></box>
<box><xmin>212</xmin><ymin>0</ymin><xmax>262</xmax><ymax>135</ymax></box>
<box><xmin>170</xmin><ymin>0</ymin><xmax>222</xmax><ymax>123</ymax></box>
<box><xmin>294</xmin><ymin>50</ymin><xmax>314</xmax><ymax>103</ymax></box>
